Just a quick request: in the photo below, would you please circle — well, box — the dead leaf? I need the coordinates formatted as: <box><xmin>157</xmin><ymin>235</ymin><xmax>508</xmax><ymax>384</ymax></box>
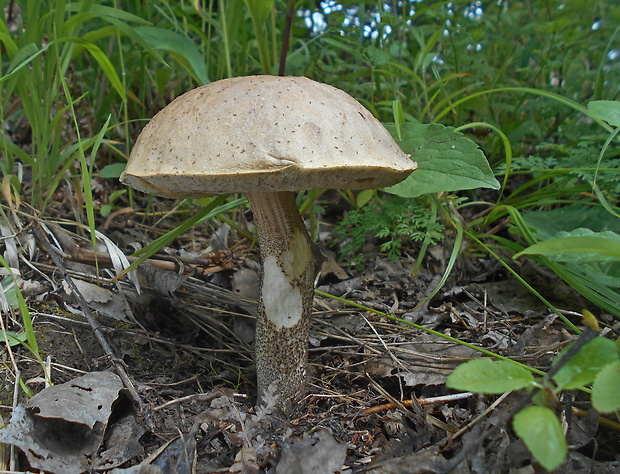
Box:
<box><xmin>319</xmin><ymin>253</ymin><xmax>349</xmax><ymax>281</ymax></box>
<box><xmin>0</xmin><ymin>371</ymin><xmax>142</xmax><ymax>473</ymax></box>
<box><xmin>29</xmin><ymin>371</ymin><xmax>123</xmax><ymax>427</ymax></box>
<box><xmin>362</xmin><ymin>445</ymin><xmax>463</xmax><ymax>473</ymax></box>
<box><xmin>275</xmin><ymin>430</ymin><xmax>346</xmax><ymax>474</ymax></box>
<box><xmin>138</xmin><ymin>262</ymin><xmax>188</xmax><ymax>296</ymax></box>
<box><xmin>229</xmin><ymin>445</ymin><xmax>260</xmax><ymax>473</ymax></box>
<box><xmin>364</xmin><ymin>333</ymin><xmax>480</xmax><ymax>387</ymax></box>
<box><xmin>63</xmin><ymin>278</ymin><xmax>133</xmax><ymax>322</ymax></box>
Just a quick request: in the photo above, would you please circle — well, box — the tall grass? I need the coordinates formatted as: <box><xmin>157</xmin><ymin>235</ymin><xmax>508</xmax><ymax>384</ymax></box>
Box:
<box><xmin>1</xmin><ymin>0</ymin><xmax>619</xmax><ymax>374</ymax></box>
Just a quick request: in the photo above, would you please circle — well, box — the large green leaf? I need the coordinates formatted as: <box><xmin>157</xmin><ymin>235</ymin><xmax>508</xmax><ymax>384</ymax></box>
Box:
<box><xmin>446</xmin><ymin>359</ymin><xmax>535</xmax><ymax>393</ymax></box>
<box><xmin>552</xmin><ymin>337</ymin><xmax>619</xmax><ymax>390</ymax></box>
<box><xmin>513</xmin><ymin>406</ymin><xmax>567</xmax><ymax>471</ymax></box>
<box><xmin>134</xmin><ymin>26</ymin><xmax>209</xmax><ymax>85</ymax></box>
<box><xmin>521</xmin><ymin>208</ymin><xmax>620</xmax><ymax>316</ymax></box>
<box><xmin>515</xmin><ymin>234</ymin><xmax>620</xmax><ymax>261</ymax></box>
<box><xmin>384</xmin><ymin>123</ymin><xmax>499</xmax><ymax>198</ymax></box>
<box><xmin>588</xmin><ymin>100</ymin><xmax>620</xmax><ymax>127</ymax></box>
<box><xmin>523</xmin><ymin>206</ymin><xmax>620</xmax><ymax>238</ymax></box>
<box><xmin>592</xmin><ymin>361</ymin><xmax>620</xmax><ymax>413</ymax></box>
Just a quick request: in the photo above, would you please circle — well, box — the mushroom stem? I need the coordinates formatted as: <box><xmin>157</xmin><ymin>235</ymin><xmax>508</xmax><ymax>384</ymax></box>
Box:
<box><xmin>246</xmin><ymin>191</ymin><xmax>315</xmax><ymax>410</ymax></box>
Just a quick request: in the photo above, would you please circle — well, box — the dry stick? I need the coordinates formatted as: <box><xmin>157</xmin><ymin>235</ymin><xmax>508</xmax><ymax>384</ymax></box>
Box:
<box><xmin>32</xmin><ymin>225</ymin><xmax>143</xmax><ymax>408</ymax></box>
<box><xmin>66</xmin><ymin>246</ymin><xmax>229</xmax><ymax>275</ymax></box>
<box><xmin>361</xmin><ymin>392</ymin><xmax>475</xmax><ymax>415</ymax></box>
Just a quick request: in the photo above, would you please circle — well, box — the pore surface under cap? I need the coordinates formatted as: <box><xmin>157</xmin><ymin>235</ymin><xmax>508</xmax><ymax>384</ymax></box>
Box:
<box><xmin>121</xmin><ymin>75</ymin><xmax>416</xmax><ymax>198</ymax></box>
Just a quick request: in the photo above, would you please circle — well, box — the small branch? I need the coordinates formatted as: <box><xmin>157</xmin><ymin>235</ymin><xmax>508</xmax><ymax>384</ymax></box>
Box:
<box><xmin>361</xmin><ymin>392</ymin><xmax>475</xmax><ymax>415</ymax></box>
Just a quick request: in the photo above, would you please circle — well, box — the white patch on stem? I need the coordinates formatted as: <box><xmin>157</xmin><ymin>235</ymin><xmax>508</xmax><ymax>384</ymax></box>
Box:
<box><xmin>262</xmin><ymin>255</ymin><xmax>303</xmax><ymax>329</ymax></box>
<box><xmin>261</xmin><ymin>230</ymin><xmax>311</xmax><ymax>330</ymax></box>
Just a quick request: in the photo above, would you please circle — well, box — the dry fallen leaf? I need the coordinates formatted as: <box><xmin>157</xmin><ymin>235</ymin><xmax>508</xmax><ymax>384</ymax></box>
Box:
<box><xmin>0</xmin><ymin>371</ymin><xmax>142</xmax><ymax>473</ymax></box>
<box><xmin>275</xmin><ymin>430</ymin><xmax>346</xmax><ymax>474</ymax></box>
<box><xmin>63</xmin><ymin>279</ymin><xmax>133</xmax><ymax>322</ymax></box>
<box><xmin>364</xmin><ymin>333</ymin><xmax>480</xmax><ymax>387</ymax></box>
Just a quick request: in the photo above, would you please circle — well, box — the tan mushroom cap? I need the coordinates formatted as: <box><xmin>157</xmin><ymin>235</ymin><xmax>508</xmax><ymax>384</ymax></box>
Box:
<box><xmin>121</xmin><ymin>75</ymin><xmax>416</xmax><ymax>198</ymax></box>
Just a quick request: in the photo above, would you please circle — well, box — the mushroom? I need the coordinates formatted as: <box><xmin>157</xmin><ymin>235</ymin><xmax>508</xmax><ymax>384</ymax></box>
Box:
<box><xmin>120</xmin><ymin>75</ymin><xmax>416</xmax><ymax>411</ymax></box>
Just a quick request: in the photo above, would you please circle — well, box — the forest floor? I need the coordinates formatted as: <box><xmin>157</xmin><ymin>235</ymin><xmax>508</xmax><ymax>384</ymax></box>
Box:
<box><xmin>0</xmin><ymin>197</ymin><xmax>619</xmax><ymax>473</ymax></box>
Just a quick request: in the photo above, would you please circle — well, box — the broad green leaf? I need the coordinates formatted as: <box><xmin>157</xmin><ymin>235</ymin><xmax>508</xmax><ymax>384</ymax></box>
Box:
<box><xmin>99</xmin><ymin>163</ymin><xmax>127</xmax><ymax>179</ymax></box>
<box><xmin>0</xmin><ymin>330</ymin><xmax>27</xmax><ymax>347</ymax></box>
<box><xmin>356</xmin><ymin>189</ymin><xmax>375</xmax><ymax>209</ymax></box>
<box><xmin>592</xmin><ymin>361</ymin><xmax>620</xmax><ymax>413</ymax></box>
<box><xmin>521</xmin><ymin>209</ymin><xmax>620</xmax><ymax>317</ymax></box>
<box><xmin>513</xmin><ymin>406</ymin><xmax>567</xmax><ymax>471</ymax></box>
<box><xmin>368</xmin><ymin>45</ymin><xmax>391</xmax><ymax>65</ymax></box>
<box><xmin>588</xmin><ymin>100</ymin><xmax>620</xmax><ymax>127</ymax></box>
<box><xmin>134</xmin><ymin>26</ymin><xmax>209</xmax><ymax>85</ymax></box>
<box><xmin>384</xmin><ymin>123</ymin><xmax>500</xmax><ymax>198</ymax></box>
<box><xmin>446</xmin><ymin>359</ymin><xmax>535</xmax><ymax>393</ymax></box>
<box><xmin>100</xmin><ymin>204</ymin><xmax>112</xmax><ymax>218</ymax></box>
<box><xmin>515</xmin><ymin>235</ymin><xmax>620</xmax><ymax>261</ymax></box>
<box><xmin>523</xmin><ymin>207</ymin><xmax>620</xmax><ymax>238</ymax></box>
<box><xmin>553</xmin><ymin>337</ymin><xmax>619</xmax><ymax>390</ymax></box>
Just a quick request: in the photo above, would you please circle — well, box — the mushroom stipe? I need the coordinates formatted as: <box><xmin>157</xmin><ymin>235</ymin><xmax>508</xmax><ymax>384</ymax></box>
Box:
<box><xmin>121</xmin><ymin>75</ymin><xmax>417</xmax><ymax>412</ymax></box>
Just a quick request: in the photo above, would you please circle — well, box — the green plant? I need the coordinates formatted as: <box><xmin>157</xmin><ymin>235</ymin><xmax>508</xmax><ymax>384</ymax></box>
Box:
<box><xmin>335</xmin><ymin>121</ymin><xmax>500</xmax><ymax>264</ymax></box>
<box><xmin>0</xmin><ymin>255</ymin><xmax>47</xmax><ymax>395</ymax></box>
<box><xmin>473</xmin><ymin>99</ymin><xmax>620</xmax><ymax>317</ymax></box>
<box><xmin>447</xmin><ymin>324</ymin><xmax>620</xmax><ymax>471</ymax></box>
<box><xmin>0</xmin><ymin>1</ymin><xmax>128</xmax><ymax>209</ymax></box>
<box><xmin>336</xmin><ymin>194</ymin><xmax>445</xmax><ymax>265</ymax></box>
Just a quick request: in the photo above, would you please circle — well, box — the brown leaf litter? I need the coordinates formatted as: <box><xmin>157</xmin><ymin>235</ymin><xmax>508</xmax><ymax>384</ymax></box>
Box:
<box><xmin>0</xmin><ymin>211</ymin><xmax>619</xmax><ymax>473</ymax></box>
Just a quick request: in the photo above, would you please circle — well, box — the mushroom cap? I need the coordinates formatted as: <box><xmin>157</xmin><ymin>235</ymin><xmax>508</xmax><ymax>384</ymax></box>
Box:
<box><xmin>121</xmin><ymin>75</ymin><xmax>416</xmax><ymax>198</ymax></box>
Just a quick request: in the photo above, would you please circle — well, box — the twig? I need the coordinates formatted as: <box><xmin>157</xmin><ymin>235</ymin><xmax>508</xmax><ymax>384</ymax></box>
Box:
<box><xmin>361</xmin><ymin>392</ymin><xmax>475</xmax><ymax>415</ymax></box>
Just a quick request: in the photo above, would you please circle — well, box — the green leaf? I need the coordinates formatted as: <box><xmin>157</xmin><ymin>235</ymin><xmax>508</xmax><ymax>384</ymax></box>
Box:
<box><xmin>521</xmin><ymin>208</ymin><xmax>620</xmax><ymax>317</ymax></box>
<box><xmin>74</xmin><ymin>39</ymin><xmax>126</xmax><ymax>99</ymax></box>
<box><xmin>515</xmin><ymin>234</ymin><xmax>620</xmax><ymax>261</ymax></box>
<box><xmin>0</xmin><ymin>330</ymin><xmax>27</xmax><ymax>347</ymax></box>
<box><xmin>592</xmin><ymin>361</ymin><xmax>620</xmax><ymax>413</ymax></box>
<box><xmin>513</xmin><ymin>406</ymin><xmax>567</xmax><ymax>471</ymax></box>
<box><xmin>65</xmin><ymin>3</ymin><xmax>151</xmax><ymax>25</ymax></box>
<box><xmin>134</xmin><ymin>26</ymin><xmax>209</xmax><ymax>85</ymax></box>
<box><xmin>553</xmin><ymin>337</ymin><xmax>619</xmax><ymax>390</ymax></box>
<box><xmin>467</xmin><ymin>22</ymin><xmax>486</xmax><ymax>42</ymax></box>
<box><xmin>446</xmin><ymin>359</ymin><xmax>535</xmax><ymax>393</ymax></box>
<box><xmin>356</xmin><ymin>189</ymin><xmax>374</xmax><ymax>209</ymax></box>
<box><xmin>588</xmin><ymin>100</ymin><xmax>620</xmax><ymax>127</ymax></box>
<box><xmin>1</xmin><ymin>42</ymin><xmax>49</xmax><ymax>82</ymax></box>
<box><xmin>524</xmin><ymin>207</ymin><xmax>620</xmax><ymax>238</ymax></box>
<box><xmin>100</xmin><ymin>204</ymin><xmax>112</xmax><ymax>218</ymax></box>
<box><xmin>384</xmin><ymin>123</ymin><xmax>500</xmax><ymax>198</ymax></box>
<box><xmin>99</xmin><ymin>163</ymin><xmax>127</xmax><ymax>179</ymax></box>
<box><xmin>1</xmin><ymin>275</ymin><xmax>20</xmax><ymax>310</ymax></box>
